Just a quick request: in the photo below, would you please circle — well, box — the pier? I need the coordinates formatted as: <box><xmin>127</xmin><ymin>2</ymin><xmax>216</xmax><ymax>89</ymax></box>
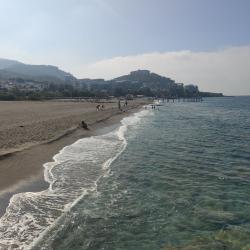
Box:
<box><xmin>164</xmin><ymin>97</ymin><xmax>203</xmax><ymax>103</ymax></box>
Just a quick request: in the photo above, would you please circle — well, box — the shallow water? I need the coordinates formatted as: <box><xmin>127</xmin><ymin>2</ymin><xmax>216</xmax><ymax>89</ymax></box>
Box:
<box><xmin>1</xmin><ymin>97</ymin><xmax>250</xmax><ymax>250</ymax></box>
<box><xmin>0</xmin><ymin>107</ymin><xmax>150</xmax><ymax>249</ymax></box>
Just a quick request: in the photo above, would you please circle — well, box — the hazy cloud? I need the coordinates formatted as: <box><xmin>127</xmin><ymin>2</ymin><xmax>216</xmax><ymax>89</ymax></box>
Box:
<box><xmin>79</xmin><ymin>46</ymin><xmax>250</xmax><ymax>95</ymax></box>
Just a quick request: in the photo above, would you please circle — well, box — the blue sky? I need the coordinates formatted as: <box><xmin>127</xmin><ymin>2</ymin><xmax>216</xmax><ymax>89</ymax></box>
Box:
<box><xmin>0</xmin><ymin>0</ymin><xmax>249</xmax><ymax>94</ymax></box>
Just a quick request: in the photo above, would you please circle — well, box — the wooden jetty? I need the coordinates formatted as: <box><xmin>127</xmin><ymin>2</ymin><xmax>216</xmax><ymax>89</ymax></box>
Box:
<box><xmin>162</xmin><ymin>97</ymin><xmax>203</xmax><ymax>103</ymax></box>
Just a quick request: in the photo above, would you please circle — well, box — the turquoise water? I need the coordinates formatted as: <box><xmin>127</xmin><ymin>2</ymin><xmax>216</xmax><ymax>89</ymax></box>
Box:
<box><xmin>1</xmin><ymin>97</ymin><xmax>250</xmax><ymax>250</ymax></box>
<box><xmin>34</xmin><ymin>97</ymin><xmax>250</xmax><ymax>250</ymax></box>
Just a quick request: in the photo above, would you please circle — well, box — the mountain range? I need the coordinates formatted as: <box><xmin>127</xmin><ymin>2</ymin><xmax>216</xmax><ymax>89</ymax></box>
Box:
<box><xmin>0</xmin><ymin>58</ymin><xmax>223</xmax><ymax>100</ymax></box>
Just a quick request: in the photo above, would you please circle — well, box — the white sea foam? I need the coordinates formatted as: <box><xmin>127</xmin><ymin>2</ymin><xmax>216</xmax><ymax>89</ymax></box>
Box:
<box><xmin>0</xmin><ymin>109</ymin><xmax>151</xmax><ymax>250</ymax></box>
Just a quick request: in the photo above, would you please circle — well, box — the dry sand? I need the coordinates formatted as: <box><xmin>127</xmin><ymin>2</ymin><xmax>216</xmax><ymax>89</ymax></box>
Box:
<box><xmin>0</xmin><ymin>99</ymin><xmax>149</xmax><ymax>215</ymax></box>
<box><xmin>0</xmin><ymin>100</ymin><xmax>134</xmax><ymax>155</ymax></box>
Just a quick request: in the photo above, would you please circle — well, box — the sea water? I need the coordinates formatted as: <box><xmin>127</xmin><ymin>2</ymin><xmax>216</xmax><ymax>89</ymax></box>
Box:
<box><xmin>0</xmin><ymin>97</ymin><xmax>250</xmax><ymax>249</ymax></box>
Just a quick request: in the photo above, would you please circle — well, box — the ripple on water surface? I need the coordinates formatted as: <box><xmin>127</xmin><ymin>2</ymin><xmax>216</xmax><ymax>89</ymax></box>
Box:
<box><xmin>1</xmin><ymin>97</ymin><xmax>250</xmax><ymax>250</ymax></box>
<box><xmin>34</xmin><ymin>97</ymin><xmax>250</xmax><ymax>250</ymax></box>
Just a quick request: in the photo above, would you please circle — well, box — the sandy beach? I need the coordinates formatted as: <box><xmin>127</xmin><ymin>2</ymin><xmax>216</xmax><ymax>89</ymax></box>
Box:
<box><xmin>0</xmin><ymin>99</ymin><xmax>148</xmax><ymax>216</ymax></box>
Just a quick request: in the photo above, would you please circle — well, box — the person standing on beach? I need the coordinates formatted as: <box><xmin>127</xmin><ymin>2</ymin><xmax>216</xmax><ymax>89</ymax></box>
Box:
<box><xmin>118</xmin><ymin>99</ymin><xmax>121</xmax><ymax>110</ymax></box>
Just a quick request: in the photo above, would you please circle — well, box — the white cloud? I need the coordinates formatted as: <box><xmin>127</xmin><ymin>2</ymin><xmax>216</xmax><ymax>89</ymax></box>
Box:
<box><xmin>77</xmin><ymin>46</ymin><xmax>250</xmax><ymax>95</ymax></box>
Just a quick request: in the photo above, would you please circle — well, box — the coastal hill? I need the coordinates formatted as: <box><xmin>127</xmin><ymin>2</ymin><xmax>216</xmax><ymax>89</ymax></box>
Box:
<box><xmin>0</xmin><ymin>58</ymin><xmax>76</xmax><ymax>83</ymax></box>
<box><xmin>0</xmin><ymin>59</ymin><xmax>223</xmax><ymax>100</ymax></box>
<box><xmin>114</xmin><ymin>69</ymin><xmax>173</xmax><ymax>83</ymax></box>
<box><xmin>0</xmin><ymin>58</ymin><xmax>21</xmax><ymax>69</ymax></box>
<box><xmin>111</xmin><ymin>70</ymin><xmax>178</xmax><ymax>94</ymax></box>
<box><xmin>78</xmin><ymin>70</ymin><xmax>223</xmax><ymax>98</ymax></box>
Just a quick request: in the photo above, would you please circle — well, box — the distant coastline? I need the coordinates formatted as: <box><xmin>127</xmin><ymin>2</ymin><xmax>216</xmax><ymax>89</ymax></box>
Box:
<box><xmin>0</xmin><ymin>59</ymin><xmax>223</xmax><ymax>100</ymax></box>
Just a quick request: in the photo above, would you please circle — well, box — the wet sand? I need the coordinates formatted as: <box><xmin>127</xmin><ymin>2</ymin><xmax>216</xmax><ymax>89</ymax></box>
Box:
<box><xmin>0</xmin><ymin>99</ymin><xmax>149</xmax><ymax>216</ymax></box>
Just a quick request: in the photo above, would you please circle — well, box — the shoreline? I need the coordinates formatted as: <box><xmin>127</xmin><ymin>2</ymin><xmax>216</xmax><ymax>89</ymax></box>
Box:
<box><xmin>0</xmin><ymin>100</ymin><xmax>148</xmax><ymax>217</ymax></box>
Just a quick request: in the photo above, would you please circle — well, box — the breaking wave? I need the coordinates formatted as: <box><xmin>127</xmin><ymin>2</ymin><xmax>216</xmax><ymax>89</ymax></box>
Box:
<box><xmin>0</xmin><ymin>109</ymin><xmax>150</xmax><ymax>250</ymax></box>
